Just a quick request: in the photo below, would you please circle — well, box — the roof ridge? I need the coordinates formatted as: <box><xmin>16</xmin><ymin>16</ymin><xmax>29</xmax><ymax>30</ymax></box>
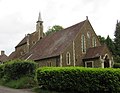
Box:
<box><xmin>63</xmin><ymin>20</ymin><xmax>86</xmax><ymax>31</ymax></box>
<box><xmin>21</xmin><ymin>20</ymin><xmax>86</xmax><ymax>60</ymax></box>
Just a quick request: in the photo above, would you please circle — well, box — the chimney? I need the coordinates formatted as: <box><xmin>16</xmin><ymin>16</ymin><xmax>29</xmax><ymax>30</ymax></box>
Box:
<box><xmin>1</xmin><ymin>50</ymin><xmax>5</xmax><ymax>55</ymax></box>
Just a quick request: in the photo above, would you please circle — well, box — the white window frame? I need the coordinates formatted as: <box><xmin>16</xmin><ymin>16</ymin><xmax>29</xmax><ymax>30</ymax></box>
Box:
<box><xmin>85</xmin><ymin>61</ymin><xmax>94</xmax><ymax>68</ymax></box>
<box><xmin>92</xmin><ymin>37</ymin><xmax>97</xmax><ymax>47</ymax></box>
<box><xmin>47</xmin><ymin>61</ymin><xmax>52</xmax><ymax>67</ymax></box>
<box><xmin>87</xmin><ymin>32</ymin><xmax>90</xmax><ymax>38</ymax></box>
<box><xmin>66</xmin><ymin>52</ymin><xmax>71</xmax><ymax>65</ymax></box>
<box><xmin>81</xmin><ymin>34</ymin><xmax>86</xmax><ymax>53</ymax></box>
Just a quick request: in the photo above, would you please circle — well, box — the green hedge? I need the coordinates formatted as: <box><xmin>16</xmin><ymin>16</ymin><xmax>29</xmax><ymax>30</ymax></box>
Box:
<box><xmin>113</xmin><ymin>63</ymin><xmax>120</xmax><ymax>68</ymax></box>
<box><xmin>0</xmin><ymin>64</ymin><xmax>4</xmax><ymax>79</ymax></box>
<box><xmin>3</xmin><ymin>60</ymin><xmax>38</xmax><ymax>81</ymax></box>
<box><xmin>113</xmin><ymin>56</ymin><xmax>120</xmax><ymax>63</ymax></box>
<box><xmin>37</xmin><ymin>67</ymin><xmax>120</xmax><ymax>93</ymax></box>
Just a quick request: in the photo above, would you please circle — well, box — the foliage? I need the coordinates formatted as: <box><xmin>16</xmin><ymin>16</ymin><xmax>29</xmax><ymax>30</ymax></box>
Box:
<box><xmin>113</xmin><ymin>56</ymin><xmax>120</xmax><ymax>63</ymax></box>
<box><xmin>0</xmin><ymin>60</ymin><xmax>38</xmax><ymax>89</ymax></box>
<box><xmin>0</xmin><ymin>64</ymin><xmax>4</xmax><ymax>79</ymax></box>
<box><xmin>113</xmin><ymin>63</ymin><xmax>120</xmax><ymax>68</ymax></box>
<box><xmin>37</xmin><ymin>67</ymin><xmax>120</xmax><ymax>93</ymax></box>
<box><xmin>4</xmin><ymin>76</ymin><xmax>37</xmax><ymax>89</ymax></box>
<box><xmin>105</xmin><ymin>35</ymin><xmax>115</xmax><ymax>55</ymax></box>
<box><xmin>98</xmin><ymin>35</ymin><xmax>106</xmax><ymax>45</ymax></box>
<box><xmin>114</xmin><ymin>20</ymin><xmax>120</xmax><ymax>56</ymax></box>
<box><xmin>98</xmin><ymin>35</ymin><xmax>115</xmax><ymax>55</ymax></box>
<box><xmin>1</xmin><ymin>60</ymin><xmax>37</xmax><ymax>81</ymax></box>
<box><xmin>45</xmin><ymin>25</ymin><xmax>63</xmax><ymax>36</ymax></box>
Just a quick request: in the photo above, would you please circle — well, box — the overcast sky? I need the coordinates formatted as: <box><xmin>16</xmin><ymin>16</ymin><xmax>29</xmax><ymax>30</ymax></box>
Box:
<box><xmin>0</xmin><ymin>0</ymin><xmax>120</xmax><ymax>55</ymax></box>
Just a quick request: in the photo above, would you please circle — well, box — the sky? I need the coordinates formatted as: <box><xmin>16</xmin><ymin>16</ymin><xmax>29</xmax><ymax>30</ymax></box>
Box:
<box><xmin>0</xmin><ymin>0</ymin><xmax>120</xmax><ymax>56</ymax></box>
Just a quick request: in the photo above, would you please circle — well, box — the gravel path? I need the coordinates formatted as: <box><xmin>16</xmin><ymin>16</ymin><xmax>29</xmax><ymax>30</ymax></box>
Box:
<box><xmin>0</xmin><ymin>86</ymin><xmax>35</xmax><ymax>93</ymax></box>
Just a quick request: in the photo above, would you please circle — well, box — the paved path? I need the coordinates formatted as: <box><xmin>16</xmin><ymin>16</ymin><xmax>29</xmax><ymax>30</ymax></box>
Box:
<box><xmin>0</xmin><ymin>86</ymin><xmax>35</xmax><ymax>93</ymax></box>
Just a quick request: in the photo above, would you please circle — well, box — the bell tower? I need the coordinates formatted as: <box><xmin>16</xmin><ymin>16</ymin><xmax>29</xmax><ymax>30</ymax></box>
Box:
<box><xmin>36</xmin><ymin>12</ymin><xmax>43</xmax><ymax>40</ymax></box>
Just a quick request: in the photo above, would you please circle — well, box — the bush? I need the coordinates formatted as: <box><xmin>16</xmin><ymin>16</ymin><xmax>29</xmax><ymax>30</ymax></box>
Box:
<box><xmin>0</xmin><ymin>64</ymin><xmax>4</xmax><ymax>79</ymax></box>
<box><xmin>113</xmin><ymin>56</ymin><xmax>120</xmax><ymax>63</ymax></box>
<box><xmin>4</xmin><ymin>76</ymin><xmax>37</xmax><ymax>89</ymax></box>
<box><xmin>3</xmin><ymin>60</ymin><xmax>38</xmax><ymax>81</ymax></box>
<box><xmin>113</xmin><ymin>63</ymin><xmax>120</xmax><ymax>68</ymax></box>
<box><xmin>37</xmin><ymin>67</ymin><xmax>120</xmax><ymax>93</ymax></box>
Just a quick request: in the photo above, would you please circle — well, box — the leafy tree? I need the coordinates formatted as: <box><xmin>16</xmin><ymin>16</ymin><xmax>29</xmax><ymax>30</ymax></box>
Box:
<box><xmin>105</xmin><ymin>35</ymin><xmax>115</xmax><ymax>55</ymax></box>
<box><xmin>98</xmin><ymin>35</ymin><xmax>115</xmax><ymax>55</ymax></box>
<box><xmin>114</xmin><ymin>20</ymin><xmax>120</xmax><ymax>56</ymax></box>
<box><xmin>98</xmin><ymin>35</ymin><xmax>106</xmax><ymax>45</ymax></box>
<box><xmin>45</xmin><ymin>25</ymin><xmax>64</xmax><ymax>36</ymax></box>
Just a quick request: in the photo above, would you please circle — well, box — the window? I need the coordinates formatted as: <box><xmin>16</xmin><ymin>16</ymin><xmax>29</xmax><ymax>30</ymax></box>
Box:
<box><xmin>87</xmin><ymin>32</ymin><xmax>90</xmax><ymax>38</ymax></box>
<box><xmin>20</xmin><ymin>51</ymin><xmax>24</xmax><ymax>55</ymax></box>
<box><xmin>47</xmin><ymin>62</ymin><xmax>52</xmax><ymax>67</ymax></box>
<box><xmin>85</xmin><ymin>61</ymin><xmax>93</xmax><ymax>67</ymax></box>
<box><xmin>32</xmin><ymin>41</ymin><xmax>36</xmax><ymax>44</ymax></box>
<box><xmin>81</xmin><ymin>34</ymin><xmax>86</xmax><ymax>53</ymax></box>
<box><xmin>66</xmin><ymin>52</ymin><xmax>71</xmax><ymax>65</ymax></box>
<box><xmin>0</xmin><ymin>61</ymin><xmax>2</xmax><ymax>64</ymax></box>
<box><xmin>87</xmin><ymin>32</ymin><xmax>91</xmax><ymax>47</ymax></box>
<box><xmin>92</xmin><ymin>37</ymin><xmax>96</xmax><ymax>47</ymax></box>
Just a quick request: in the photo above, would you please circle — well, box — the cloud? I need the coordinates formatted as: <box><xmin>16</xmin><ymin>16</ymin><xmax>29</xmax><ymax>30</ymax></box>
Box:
<box><xmin>0</xmin><ymin>0</ymin><xmax>120</xmax><ymax>55</ymax></box>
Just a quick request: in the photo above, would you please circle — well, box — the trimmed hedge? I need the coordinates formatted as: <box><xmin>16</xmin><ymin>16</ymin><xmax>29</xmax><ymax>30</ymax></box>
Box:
<box><xmin>37</xmin><ymin>67</ymin><xmax>120</xmax><ymax>93</ymax></box>
<box><xmin>0</xmin><ymin>64</ymin><xmax>4</xmax><ymax>79</ymax></box>
<box><xmin>113</xmin><ymin>63</ymin><xmax>120</xmax><ymax>68</ymax></box>
<box><xmin>2</xmin><ymin>60</ymin><xmax>38</xmax><ymax>81</ymax></box>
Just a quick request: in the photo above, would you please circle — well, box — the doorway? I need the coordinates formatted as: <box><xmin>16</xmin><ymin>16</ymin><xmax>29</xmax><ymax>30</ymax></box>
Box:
<box><xmin>104</xmin><ymin>55</ymin><xmax>110</xmax><ymax>68</ymax></box>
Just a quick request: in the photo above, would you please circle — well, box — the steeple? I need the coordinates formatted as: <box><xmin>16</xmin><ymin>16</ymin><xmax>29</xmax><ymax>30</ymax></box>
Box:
<box><xmin>36</xmin><ymin>12</ymin><xmax>43</xmax><ymax>40</ymax></box>
<box><xmin>37</xmin><ymin>12</ymin><xmax>42</xmax><ymax>23</ymax></box>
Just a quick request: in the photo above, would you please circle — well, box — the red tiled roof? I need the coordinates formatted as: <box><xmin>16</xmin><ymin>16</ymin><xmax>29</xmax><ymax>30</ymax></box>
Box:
<box><xmin>22</xmin><ymin>20</ymin><xmax>86</xmax><ymax>60</ymax></box>
<box><xmin>15</xmin><ymin>32</ymin><xmax>37</xmax><ymax>48</ymax></box>
<box><xmin>15</xmin><ymin>36</ymin><xmax>27</xmax><ymax>48</ymax></box>
<box><xmin>84</xmin><ymin>45</ymin><xmax>107</xmax><ymax>59</ymax></box>
<box><xmin>7</xmin><ymin>51</ymin><xmax>16</xmax><ymax>60</ymax></box>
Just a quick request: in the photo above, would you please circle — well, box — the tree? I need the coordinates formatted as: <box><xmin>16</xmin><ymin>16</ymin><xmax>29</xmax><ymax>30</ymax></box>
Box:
<box><xmin>105</xmin><ymin>35</ymin><xmax>115</xmax><ymax>55</ymax></box>
<box><xmin>114</xmin><ymin>20</ymin><xmax>120</xmax><ymax>56</ymax></box>
<box><xmin>45</xmin><ymin>25</ymin><xmax>64</xmax><ymax>36</ymax></box>
<box><xmin>98</xmin><ymin>35</ymin><xmax>106</xmax><ymax>45</ymax></box>
<box><xmin>98</xmin><ymin>35</ymin><xmax>115</xmax><ymax>55</ymax></box>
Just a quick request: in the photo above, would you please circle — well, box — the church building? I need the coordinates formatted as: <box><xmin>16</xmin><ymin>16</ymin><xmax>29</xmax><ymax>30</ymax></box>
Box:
<box><xmin>8</xmin><ymin>13</ymin><xmax>114</xmax><ymax>68</ymax></box>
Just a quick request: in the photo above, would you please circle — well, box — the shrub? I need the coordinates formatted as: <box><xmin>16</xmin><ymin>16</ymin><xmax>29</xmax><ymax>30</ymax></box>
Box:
<box><xmin>3</xmin><ymin>60</ymin><xmax>38</xmax><ymax>81</ymax></box>
<box><xmin>37</xmin><ymin>67</ymin><xmax>120</xmax><ymax>93</ymax></box>
<box><xmin>0</xmin><ymin>64</ymin><xmax>4</xmax><ymax>79</ymax></box>
<box><xmin>4</xmin><ymin>76</ymin><xmax>37</xmax><ymax>89</ymax></box>
<box><xmin>113</xmin><ymin>63</ymin><xmax>120</xmax><ymax>68</ymax></box>
<box><xmin>114</xmin><ymin>56</ymin><xmax>120</xmax><ymax>63</ymax></box>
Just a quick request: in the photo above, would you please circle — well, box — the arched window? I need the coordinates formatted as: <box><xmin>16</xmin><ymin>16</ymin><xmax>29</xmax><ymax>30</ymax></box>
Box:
<box><xmin>92</xmin><ymin>37</ymin><xmax>96</xmax><ymax>47</ymax></box>
<box><xmin>66</xmin><ymin>52</ymin><xmax>71</xmax><ymax>65</ymax></box>
<box><xmin>87</xmin><ymin>32</ymin><xmax>91</xmax><ymax>47</ymax></box>
<box><xmin>81</xmin><ymin>34</ymin><xmax>86</xmax><ymax>53</ymax></box>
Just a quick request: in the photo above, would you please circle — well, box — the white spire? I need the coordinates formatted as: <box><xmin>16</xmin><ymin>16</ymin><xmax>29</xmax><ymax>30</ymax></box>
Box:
<box><xmin>38</xmin><ymin>12</ymin><xmax>42</xmax><ymax>21</ymax></box>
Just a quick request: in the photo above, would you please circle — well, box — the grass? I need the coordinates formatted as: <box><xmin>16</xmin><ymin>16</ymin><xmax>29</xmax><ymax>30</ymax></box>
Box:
<box><xmin>0</xmin><ymin>76</ymin><xmax>37</xmax><ymax>89</ymax></box>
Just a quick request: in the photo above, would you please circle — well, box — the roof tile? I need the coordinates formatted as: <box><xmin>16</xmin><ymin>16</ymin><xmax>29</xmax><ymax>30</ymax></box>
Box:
<box><xmin>23</xmin><ymin>20</ymin><xmax>86</xmax><ymax>60</ymax></box>
<box><xmin>84</xmin><ymin>45</ymin><xmax>106</xmax><ymax>59</ymax></box>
